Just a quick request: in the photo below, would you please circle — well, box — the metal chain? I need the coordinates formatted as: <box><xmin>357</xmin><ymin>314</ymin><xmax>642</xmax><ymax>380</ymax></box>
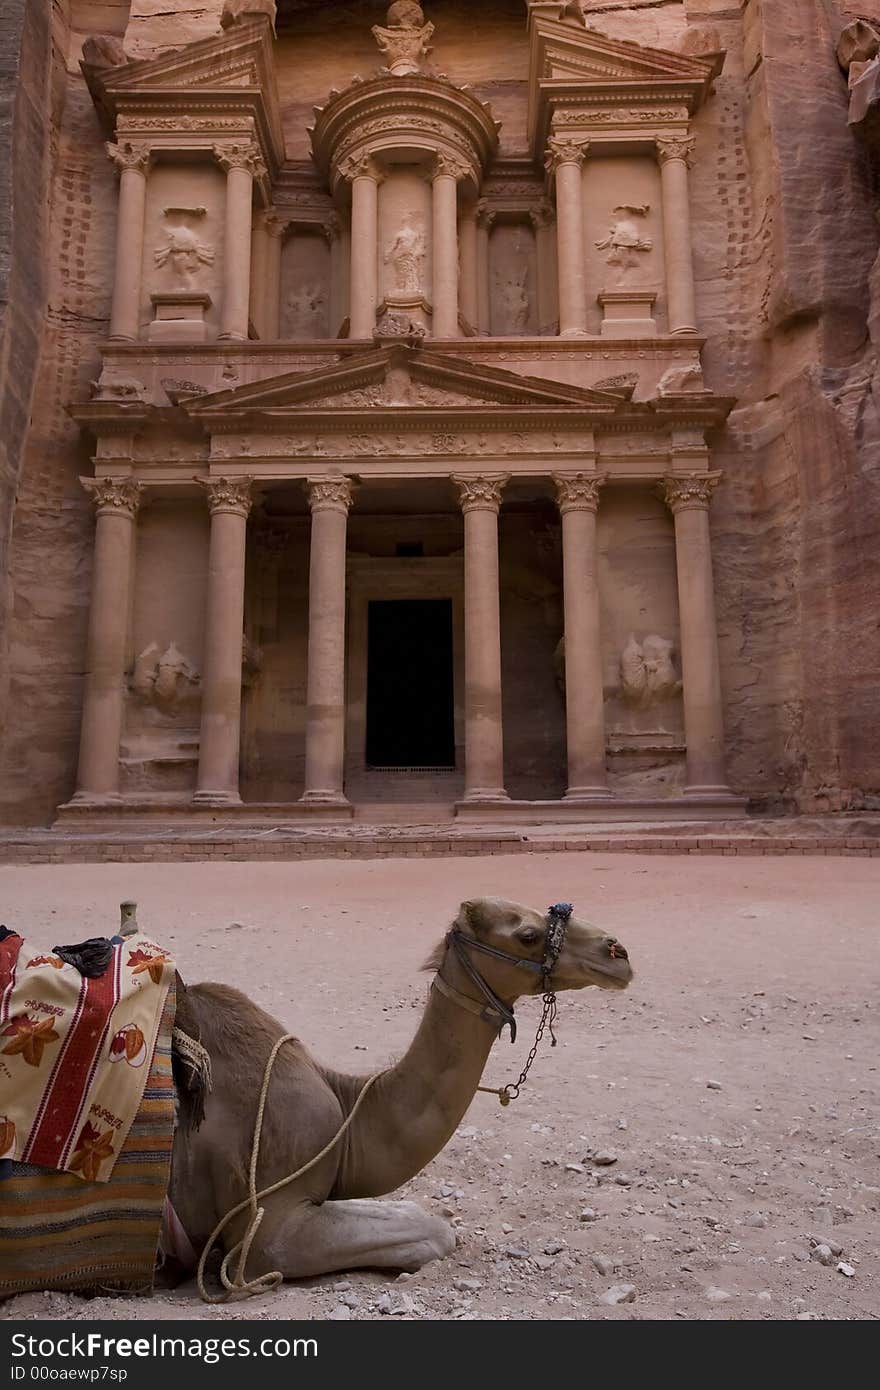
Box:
<box><xmin>478</xmin><ymin>988</ymin><xmax>559</xmax><ymax>1107</ymax></box>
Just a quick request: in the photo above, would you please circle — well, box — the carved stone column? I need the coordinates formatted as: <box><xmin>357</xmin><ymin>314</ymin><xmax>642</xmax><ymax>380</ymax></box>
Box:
<box><xmin>432</xmin><ymin>155</ymin><xmax>466</xmax><ymax>337</ymax></box>
<box><xmin>301</xmin><ymin>477</ymin><xmax>353</xmax><ymax>806</ymax></box>
<box><xmin>458</xmin><ymin>201</ymin><xmax>479</xmax><ymax>331</ymax></box>
<box><xmin>73</xmin><ymin>479</ymin><xmax>143</xmax><ymax>801</ymax></box>
<box><xmin>263</xmin><ymin>211</ymin><xmax>286</xmax><ymax>340</ymax></box>
<box><xmin>657</xmin><ymin>135</ymin><xmax>698</xmax><ymax>335</ymax></box>
<box><xmin>106</xmin><ymin>142</ymin><xmax>152</xmax><ymax>342</ymax></box>
<box><xmin>476</xmin><ymin>200</ymin><xmax>495</xmax><ymax>334</ymax></box>
<box><xmin>215</xmin><ymin>143</ymin><xmax>264</xmax><ymax>341</ymax></box>
<box><xmin>194</xmin><ymin>479</ymin><xmax>253</xmax><ymax>805</ymax></box>
<box><xmin>546</xmin><ymin>138</ymin><xmax>588</xmax><ymax>337</ymax></box>
<box><xmin>530</xmin><ymin>200</ymin><xmax>557</xmax><ymax>336</ymax></box>
<box><xmin>554</xmin><ymin>473</ymin><xmax>610</xmax><ymax>799</ymax></box>
<box><xmin>661</xmin><ymin>475</ymin><xmax>729</xmax><ymax>793</ymax></box>
<box><xmin>454</xmin><ymin>475</ymin><xmax>510</xmax><ymax>802</ymax></box>
<box><xmin>343</xmin><ymin>155</ymin><xmax>383</xmax><ymax>339</ymax></box>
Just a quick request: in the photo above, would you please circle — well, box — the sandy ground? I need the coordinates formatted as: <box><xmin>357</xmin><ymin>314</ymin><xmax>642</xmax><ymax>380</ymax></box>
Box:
<box><xmin>1</xmin><ymin>853</ymin><xmax>878</xmax><ymax>1323</ymax></box>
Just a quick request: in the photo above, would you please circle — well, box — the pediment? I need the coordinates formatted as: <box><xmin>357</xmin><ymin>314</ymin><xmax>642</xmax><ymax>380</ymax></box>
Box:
<box><xmin>185</xmin><ymin>345</ymin><xmax>627</xmax><ymax>420</ymax></box>
<box><xmin>89</xmin><ymin>22</ymin><xmax>273</xmax><ymax>96</ymax></box>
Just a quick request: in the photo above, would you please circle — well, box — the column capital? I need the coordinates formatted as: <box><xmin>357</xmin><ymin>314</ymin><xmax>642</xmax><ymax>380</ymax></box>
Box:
<box><xmin>82</xmin><ymin>476</ymin><xmax>144</xmax><ymax>519</ymax></box>
<box><xmin>214</xmin><ymin>142</ymin><xmax>265</xmax><ymax>178</ymax></box>
<box><xmin>659</xmin><ymin>473</ymin><xmax>721</xmax><ymax>513</ymax></box>
<box><xmin>553</xmin><ymin>473</ymin><xmax>606</xmax><ymax>514</ymax></box>
<box><xmin>453</xmin><ymin>474</ymin><xmax>509</xmax><ymax>513</ymax></box>
<box><xmin>476</xmin><ymin>198</ymin><xmax>497</xmax><ymax>231</ymax></box>
<box><xmin>545</xmin><ymin>136</ymin><xmax>588</xmax><ymax>174</ymax></box>
<box><xmin>323</xmin><ymin>211</ymin><xmax>343</xmax><ymax>243</ymax></box>
<box><xmin>432</xmin><ymin>153</ymin><xmax>470</xmax><ymax>183</ymax></box>
<box><xmin>656</xmin><ymin>134</ymin><xmax>696</xmax><ymax>168</ymax></box>
<box><xmin>202</xmin><ymin>477</ymin><xmax>254</xmax><ymax>518</ymax></box>
<box><xmin>105</xmin><ymin>140</ymin><xmax>152</xmax><ymax>175</ymax></box>
<box><xmin>262</xmin><ymin>210</ymin><xmax>289</xmax><ymax>239</ymax></box>
<box><xmin>338</xmin><ymin>152</ymin><xmax>386</xmax><ymax>184</ymax></box>
<box><xmin>305</xmin><ymin>476</ymin><xmax>353</xmax><ymax>514</ymax></box>
<box><xmin>529</xmin><ymin>198</ymin><xmax>556</xmax><ymax>231</ymax></box>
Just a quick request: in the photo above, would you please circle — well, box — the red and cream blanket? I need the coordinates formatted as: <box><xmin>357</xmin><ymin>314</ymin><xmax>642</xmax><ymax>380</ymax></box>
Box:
<box><xmin>0</xmin><ymin>930</ymin><xmax>174</xmax><ymax>1182</ymax></box>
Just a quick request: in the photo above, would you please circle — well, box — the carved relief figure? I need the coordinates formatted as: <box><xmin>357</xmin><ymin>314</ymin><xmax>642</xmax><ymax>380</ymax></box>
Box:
<box><xmin>595</xmin><ymin>205</ymin><xmax>653</xmax><ymax>273</ymax></box>
<box><xmin>154</xmin><ymin>208</ymin><xmax>215</xmax><ymax>287</ymax></box>
<box><xmin>130</xmin><ymin>642</ymin><xmax>200</xmax><ymax>713</ymax></box>
<box><xmin>372</xmin><ymin>2</ymin><xmax>434</xmax><ymax>77</ymax></box>
<box><xmin>285</xmin><ymin>283</ymin><xmax>327</xmax><ymax>337</ymax></box>
<box><xmin>494</xmin><ymin>262</ymin><xmax>531</xmax><ymax>335</ymax></box>
<box><xmin>620</xmin><ymin>634</ymin><xmax>682</xmax><ymax>708</ymax></box>
<box><xmin>384</xmin><ymin>219</ymin><xmax>427</xmax><ymax>294</ymax></box>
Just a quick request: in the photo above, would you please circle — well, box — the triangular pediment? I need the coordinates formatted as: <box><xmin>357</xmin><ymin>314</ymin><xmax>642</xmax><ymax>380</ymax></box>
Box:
<box><xmin>185</xmin><ymin>345</ymin><xmax>627</xmax><ymax>419</ymax></box>
<box><xmin>89</xmin><ymin>21</ymin><xmax>272</xmax><ymax>95</ymax></box>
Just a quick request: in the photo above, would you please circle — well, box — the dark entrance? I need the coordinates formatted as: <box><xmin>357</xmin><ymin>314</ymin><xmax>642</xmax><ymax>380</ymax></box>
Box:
<box><xmin>366</xmin><ymin>599</ymin><xmax>455</xmax><ymax>768</ymax></box>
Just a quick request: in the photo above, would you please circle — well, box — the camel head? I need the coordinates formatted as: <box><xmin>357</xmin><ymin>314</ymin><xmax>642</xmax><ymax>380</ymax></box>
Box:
<box><xmin>428</xmin><ymin>897</ymin><xmax>633</xmax><ymax>1005</ymax></box>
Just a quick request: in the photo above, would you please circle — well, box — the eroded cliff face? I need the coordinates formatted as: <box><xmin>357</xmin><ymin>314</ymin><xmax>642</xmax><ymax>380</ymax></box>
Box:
<box><xmin>0</xmin><ymin>0</ymin><xmax>877</xmax><ymax>822</ymax></box>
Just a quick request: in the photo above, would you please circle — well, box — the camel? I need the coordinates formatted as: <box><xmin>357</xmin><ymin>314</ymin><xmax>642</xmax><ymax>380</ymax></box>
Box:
<box><xmin>168</xmin><ymin>897</ymin><xmax>633</xmax><ymax>1285</ymax></box>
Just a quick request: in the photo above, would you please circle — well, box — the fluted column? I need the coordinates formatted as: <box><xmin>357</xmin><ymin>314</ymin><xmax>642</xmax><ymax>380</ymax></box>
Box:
<box><xmin>194</xmin><ymin>479</ymin><xmax>253</xmax><ymax>805</ymax></box>
<box><xmin>264</xmin><ymin>212</ymin><xmax>285</xmax><ymax>340</ymax></box>
<box><xmin>657</xmin><ymin>136</ymin><xmax>698</xmax><ymax>336</ymax></box>
<box><xmin>106</xmin><ymin>142</ymin><xmax>152</xmax><ymax>342</ymax></box>
<box><xmin>454</xmin><ymin>475</ymin><xmax>509</xmax><ymax>802</ymax></box>
<box><xmin>215</xmin><ymin>143</ymin><xmax>264</xmax><ymax>341</ymax></box>
<box><xmin>73</xmin><ymin>479</ymin><xmax>143</xmax><ymax>801</ymax></box>
<box><xmin>432</xmin><ymin>155</ymin><xmax>467</xmax><ymax>338</ymax></box>
<box><xmin>476</xmin><ymin>200</ymin><xmax>495</xmax><ymax>335</ymax></box>
<box><xmin>343</xmin><ymin>155</ymin><xmax>382</xmax><ymax>339</ymax></box>
<box><xmin>301</xmin><ymin>478</ymin><xmax>353</xmax><ymax>806</ymax></box>
<box><xmin>554</xmin><ymin>473</ymin><xmax>610</xmax><ymax>798</ymax></box>
<box><xmin>459</xmin><ymin>201</ymin><xmax>479</xmax><ymax>330</ymax></box>
<box><xmin>661</xmin><ymin>475</ymin><xmax>728</xmax><ymax>793</ymax></box>
<box><xmin>546</xmin><ymin>137</ymin><xmax>588</xmax><ymax>338</ymax></box>
<box><xmin>530</xmin><ymin>200</ymin><xmax>557</xmax><ymax>336</ymax></box>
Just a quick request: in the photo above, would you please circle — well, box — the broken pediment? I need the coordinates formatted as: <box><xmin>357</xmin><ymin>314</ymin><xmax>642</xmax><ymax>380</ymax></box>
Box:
<box><xmin>527</xmin><ymin>11</ymin><xmax>722</xmax><ymax>152</ymax></box>
<box><xmin>184</xmin><ymin>345</ymin><xmax>629</xmax><ymax>421</ymax></box>
<box><xmin>82</xmin><ymin>16</ymin><xmax>283</xmax><ymax>166</ymax></box>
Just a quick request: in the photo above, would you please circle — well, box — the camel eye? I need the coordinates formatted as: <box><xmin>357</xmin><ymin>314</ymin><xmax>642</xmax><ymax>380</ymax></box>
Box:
<box><xmin>518</xmin><ymin>928</ymin><xmax>540</xmax><ymax>946</ymax></box>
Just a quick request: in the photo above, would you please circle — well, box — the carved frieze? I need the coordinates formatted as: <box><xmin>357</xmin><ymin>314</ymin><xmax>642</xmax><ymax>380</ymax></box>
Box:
<box><xmin>562</xmin><ymin>107</ymin><xmax>689</xmax><ymax>126</ymax></box>
<box><xmin>209</xmin><ymin>429</ymin><xmax>602</xmax><ymax>460</ymax></box>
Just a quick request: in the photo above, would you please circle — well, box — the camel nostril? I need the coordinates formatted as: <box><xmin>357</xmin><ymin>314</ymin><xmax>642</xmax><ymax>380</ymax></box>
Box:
<box><xmin>607</xmin><ymin>939</ymin><xmax>628</xmax><ymax>960</ymax></box>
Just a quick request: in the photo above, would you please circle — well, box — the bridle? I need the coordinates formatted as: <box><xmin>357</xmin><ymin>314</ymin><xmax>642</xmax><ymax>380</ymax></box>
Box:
<box><xmin>432</xmin><ymin>902</ymin><xmax>573</xmax><ymax>1106</ymax></box>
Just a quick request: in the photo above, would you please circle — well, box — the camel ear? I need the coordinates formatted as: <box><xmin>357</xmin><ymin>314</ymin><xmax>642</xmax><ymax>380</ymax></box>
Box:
<box><xmin>458</xmin><ymin>899</ymin><xmax>483</xmax><ymax>935</ymax></box>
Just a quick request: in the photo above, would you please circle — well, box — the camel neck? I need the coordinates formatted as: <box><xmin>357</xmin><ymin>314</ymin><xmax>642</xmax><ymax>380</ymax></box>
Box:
<box><xmin>330</xmin><ymin>952</ymin><xmax>506</xmax><ymax>1200</ymax></box>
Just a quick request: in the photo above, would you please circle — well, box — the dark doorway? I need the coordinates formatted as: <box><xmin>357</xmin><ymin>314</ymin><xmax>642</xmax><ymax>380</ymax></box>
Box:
<box><xmin>366</xmin><ymin>599</ymin><xmax>455</xmax><ymax>768</ymax></box>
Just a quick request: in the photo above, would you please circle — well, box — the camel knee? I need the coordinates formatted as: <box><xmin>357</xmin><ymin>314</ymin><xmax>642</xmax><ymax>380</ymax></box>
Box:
<box><xmin>395</xmin><ymin>1202</ymin><xmax>456</xmax><ymax>1271</ymax></box>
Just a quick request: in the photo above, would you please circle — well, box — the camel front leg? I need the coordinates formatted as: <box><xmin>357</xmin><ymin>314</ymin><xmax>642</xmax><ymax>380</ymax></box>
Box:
<box><xmin>251</xmin><ymin>1198</ymin><xmax>456</xmax><ymax>1280</ymax></box>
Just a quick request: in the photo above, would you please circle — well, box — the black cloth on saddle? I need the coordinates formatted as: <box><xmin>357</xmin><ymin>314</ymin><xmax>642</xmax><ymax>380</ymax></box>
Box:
<box><xmin>52</xmin><ymin>936</ymin><xmax>115</xmax><ymax>978</ymax></box>
<box><xmin>0</xmin><ymin>926</ymin><xmax>19</xmax><ymax>943</ymax></box>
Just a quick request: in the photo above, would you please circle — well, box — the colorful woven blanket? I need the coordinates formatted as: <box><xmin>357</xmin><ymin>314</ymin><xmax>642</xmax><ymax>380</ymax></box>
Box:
<box><xmin>0</xmin><ymin>980</ymin><xmax>177</xmax><ymax>1297</ymax></box>
<box><xmin>0</xmin><ymin>929</ymin><xmax>173</xmax><ymax>1181</ymax></box>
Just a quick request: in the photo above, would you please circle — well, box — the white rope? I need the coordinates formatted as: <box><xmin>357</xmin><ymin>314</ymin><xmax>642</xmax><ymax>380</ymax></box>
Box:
<box><xmin>196</xmin><ymin>1034</ymin><xmax>384</xmax><ymax>1303</ymax></box>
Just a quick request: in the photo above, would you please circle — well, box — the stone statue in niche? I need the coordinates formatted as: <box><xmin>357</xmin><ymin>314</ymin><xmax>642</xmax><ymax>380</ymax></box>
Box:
<box><xmin>595</xmin><ymin>205</ymin><xmax>653</xmax><ymax>274</ymax></box>
<box><xmin>130</xmin><ymin>642</ymin><xmax>200</xmax><ymax>713</ymax></box>
<box><xmin>91</xmin><ymin>368</ymin><xmax>150</xmax><ymax>402</ymax></box>
<box><xmin>620</xmin><ymin>634</ymin><xmax>682</xmax><ymax>708</ymax></box>
<box><xmin>285</xmin><ymin>283</ymin><xmax>327</xmax><ymax>337</ymax></box>
<box><xmin>372</xmin><ymin>2</ymin><xmax>434</xmax><ymax>77</ymax></box>
<box><xmin>154</xmin><ymin>207</ymin><xmax>215</xmax><ymax>287</ymax></box>
<box><xmin>494</xmin><ymin>260</ymin><xmax>531</xmax><ymax>335</ymax></box>
<box><xmin>384</xmin><ymin>218</ymin><xmax>427</xmax><ymax>295</ymax></box>
<box><xmin>654</xmin><ymin>362</ymin><xmax>706</xmax><ymax>396</ymax></box>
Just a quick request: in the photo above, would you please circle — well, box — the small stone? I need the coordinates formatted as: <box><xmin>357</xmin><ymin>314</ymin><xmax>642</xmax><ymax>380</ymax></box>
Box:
<box><xmin>579</xmin><ymin>1208</ymin><xmax>598</xmax><ymax>1222</ymax></box>
<box><xmin>565</xmin><ymin>1162</ymin><xmax>586</xmax><ymax>1174</ymax></box>
<box><xmin>705</xmin><ymin>1286</ymin><xmax>732</xmax><ymax>1302</ymax></box>
<box><xmin>613</xmin><ymin>1173</ymin><xmax>631</xmax><ymax>1186</ymax></box>
<box><xmin>339</xmin><ymin>1292</ymin><xmax>360</xmax><ymax>1309</ymax></box>
<box><xmin>706</xmin><ymin>1080</ymin><xmax>723</xmax><ymax>1090</ymax></box>
<box><xmin>502</xmin><ymin>1246</ymin><xmax>530</xmax><ymax>1260</ymax></box>
<box><xmin>589</xmin><ymin>1150</ymin><xmax>618</xmax><ymax>1166</ymax></box>
<box><xmin>328</xmin><ymin>1306</ymin><xmax>351</xmax><ymax>1320</ymax></box>
<box><xmin>810</xmin><ymin>1243</ymin><xmax>834</xmax><ymax>1266</ymax></box>
<box><xmin>742</xmin><ymin>1213</ymin><xmax>766</xmax><ymax>1228</ymax></box>
<box><xmin>757</xmin><ymin>1290</ymin><xmax>772</xmax><ymax>1302</ymax></box>
<box><xmin>617</xmin><ymin>1118</ymin><xmax>628</xmax><ymax>1131</ymax></box>
<box><xmin>598</xmin><ymin>1283</ymin><xmax>636</xmax><ymax>1306</ymax></box>
<box><xmin>532</xmin><ymin>1255</ymin><xmax>555</xmax><ymax>1271</ymax></box>
<box><xmin>453</xmin><ymin>1278</ymin><xmax>483</xmax><ymax>1293</ymax></box>
<box><xmin>544</xmin><ymin>1240</ymin><xmax>566</xmax><ymax>1255</ymax></box>
<box><xmin>501</xmin><ymin>1222</ymin><xmax>513</xmax><ymax>1233</ymax></box>
<box><xmin>809</xmin><ymin>1234</ymin><xmax>843</xmax><ymax>1256</ymax></box>
<box><xmin>796</xmin><ymin>1312</ymin><xmax>819</xmax><ymax>1320</ymax></box>
<box><xmin>837</xmin><ymin>1262</ymin><xmax>856</xmax><ymax>1277</ymax></box>
<box><xmin>592</xmin><ymin>1254</ymin><xmax>615</xmax><ymax>1277</ymax></box>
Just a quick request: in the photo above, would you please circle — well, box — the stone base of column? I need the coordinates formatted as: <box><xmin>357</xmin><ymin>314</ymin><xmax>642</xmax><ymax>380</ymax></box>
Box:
<box><xmin>458</xmin><ymin>789</ymin><xmax>509</xmax><ymax>806</ymax></box>
<box><xmin>564</xmin><ymin>786</ymin><xmax>614</xmax><ymax>801</ymax></box>
<box><xmin>298</xmin><ymin>790</ymin><xmax>352</xmax><ymax>808</ymax></box>
<box><xmin>192</xmin><ymin>790</ymin><xmax>243</xmax><ymax>807</ymax></box>
<box><xmin>64</xmin><ymin>791</ymin><xmax>123</xmax><ymax>807</ymax></box>
<box><xmin>683</xmin><ymin>783</ymin><xmax>737</xmax><ymax>798</ymax></box>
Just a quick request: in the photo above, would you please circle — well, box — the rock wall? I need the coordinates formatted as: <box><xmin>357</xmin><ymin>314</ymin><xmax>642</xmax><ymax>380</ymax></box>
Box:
<box><xmin>0</xmin><ymin>0</ymin><xmax>878</xmax><ymax>822</ymax></box>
